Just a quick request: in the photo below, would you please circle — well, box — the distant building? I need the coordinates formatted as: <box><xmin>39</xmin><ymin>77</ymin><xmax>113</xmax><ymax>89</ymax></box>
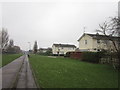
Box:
<box><xmin>38</xmin><ymin>48</ymin><xmax>49</xmax><ymax>53</ymax></box>
<box><xmin>78</xmin><ymin>33</ymin><xmax>120</xmax><ymax>52</ymax></box>
<box><xmin>52</xmin><ymin>43</ymin><xmax>76</xmax><ymax>55</ymax></box>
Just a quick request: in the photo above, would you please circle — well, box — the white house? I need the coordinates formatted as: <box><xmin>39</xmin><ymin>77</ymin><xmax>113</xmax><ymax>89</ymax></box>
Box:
<box><xmin>52</xmin><ymin>44</ymin><xmax>76</xmax><ymax>55</ymax></box>
<box><xmin>78</xmin><ymin>33</ymin><xmax>120</xmax><ymax>52</ymax></box>
<box><xmin>38</xmin><ymin>48</ymin><xmax>52</xmax><ymax>53</ymax></box>
<box><xmin>38</xmin><ymin>48</ymin><xmax>48</xmax><ymax>53</ymax></box>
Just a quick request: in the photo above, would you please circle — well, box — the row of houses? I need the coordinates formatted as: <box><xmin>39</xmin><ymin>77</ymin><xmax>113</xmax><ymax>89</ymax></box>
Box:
<box><xmin>52</xmin><ymin>33</ymin><xmax>120</xmax><ymax>55</ymax></box>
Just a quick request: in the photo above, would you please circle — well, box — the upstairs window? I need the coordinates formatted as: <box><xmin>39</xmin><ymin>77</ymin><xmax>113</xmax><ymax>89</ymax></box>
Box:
<box><xmin>85</xmin><ymin>40</ymin><xmax>87</xmax><ymax>44</ymax></box>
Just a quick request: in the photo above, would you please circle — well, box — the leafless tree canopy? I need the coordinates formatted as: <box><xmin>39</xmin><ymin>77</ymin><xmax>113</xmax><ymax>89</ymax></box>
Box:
<box><xmin>96</xmin><ymin>17</ymin><xmax>120</xmax><ymax>70</ymax></box>
<box><xmin>96</xmin><ymin>17</ymin><xmax>119</xmax><ymax>36</ymax></box>
<box><xmin>96</xmin><ymin>17</ymin><xmax>120</xmax><ymax>52</ymax></box>
<box><xmin>0</xmin><ymin>28</ymin><xmax>9</xmax><ymax>50</ymax></box>
<box><xmin>9</xmin><ymin>39</ymin><xmax>14</xmax><ymax>47</ymax></box>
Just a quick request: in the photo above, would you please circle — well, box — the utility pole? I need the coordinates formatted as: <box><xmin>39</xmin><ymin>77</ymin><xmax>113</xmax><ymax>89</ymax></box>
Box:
<box><xmin>83</xmin><ymin>27</ymin><xmax>86</xmax><ymax>33</ymax></box>
<box><xmin>28</xmin><ymin>42</ymin><xmax>31</xmax><ymax>51</ymax></box>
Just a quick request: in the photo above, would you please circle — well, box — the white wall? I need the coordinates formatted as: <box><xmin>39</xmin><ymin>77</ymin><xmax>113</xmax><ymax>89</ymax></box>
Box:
<box><xmin>78</xmin><ymin>34</ymin><xmax>117</xmax><ymax>52</ymax></box>
<box><xmin>52</xmin><ymin>45</ymin><xmax>76</xmax><ymax>55</ymax></box>
<box><xmin>78</xmin><ymin>34</ymin><xmax>93</xmax><ymax>51</ymax></box>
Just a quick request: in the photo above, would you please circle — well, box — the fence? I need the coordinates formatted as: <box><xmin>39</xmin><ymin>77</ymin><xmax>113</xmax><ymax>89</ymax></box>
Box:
<box><xmin>70</xmin><ymin>52</ymin><xmax>82</xmax><ymax>59</ymax></box>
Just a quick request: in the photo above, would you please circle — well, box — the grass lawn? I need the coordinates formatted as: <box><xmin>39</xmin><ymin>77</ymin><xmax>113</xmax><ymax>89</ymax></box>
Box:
<box><xmin>29</xmin><ymin>55</ymin><xmax>118</xmax><ymax>88</ymax></box>
<box><xmin>2</xmin><ymin>54</ymin><xmax>22</xmax><ymax>67</ymax></box>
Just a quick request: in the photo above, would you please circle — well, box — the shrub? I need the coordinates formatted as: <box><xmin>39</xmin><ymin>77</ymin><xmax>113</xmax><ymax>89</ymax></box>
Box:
<box><xmin>64</xmin><ymin>52</ymin><xmax>71</xmax><ymax>57</ymax></box>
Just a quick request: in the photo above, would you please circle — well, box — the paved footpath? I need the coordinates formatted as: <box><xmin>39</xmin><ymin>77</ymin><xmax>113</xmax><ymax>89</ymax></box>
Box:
<box><xmin>1</xmin><ymin>54</ymin><xmax>37</xmax><ymax>89</ymax></box>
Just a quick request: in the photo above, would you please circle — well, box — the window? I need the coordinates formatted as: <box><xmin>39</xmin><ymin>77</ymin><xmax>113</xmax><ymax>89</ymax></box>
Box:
<box><xmin>85</xmin><ymin>40</ymin><xmax>87</xmax><ymax>44</ymax></box>
<box><xmin>97</xmin><ymin>49</ymin><xmax>100</xmax><ymax>52</ymax></box>
<box><xmin>97</xmin><ymin>39</ymin><xmax>100</xmax><ymax>43</ymax></box>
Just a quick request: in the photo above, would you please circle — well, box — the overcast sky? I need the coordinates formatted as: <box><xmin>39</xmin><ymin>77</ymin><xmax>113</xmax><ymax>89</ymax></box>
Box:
<box><xmin>1</xmin><ymin>0</ymin><xmax>119</xmax><ymax>51</ymax></box>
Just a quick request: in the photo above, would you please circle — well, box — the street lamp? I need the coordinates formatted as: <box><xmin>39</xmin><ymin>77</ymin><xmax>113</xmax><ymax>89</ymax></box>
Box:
<box><xmin>28</xmin><ymin>42</ymin><xmax>31</xmax><ymax>51</ymax></box>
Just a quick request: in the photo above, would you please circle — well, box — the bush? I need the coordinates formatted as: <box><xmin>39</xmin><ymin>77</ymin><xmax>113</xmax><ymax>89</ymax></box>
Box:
<box><xmin>82</xmin><ymin>52</ymin><xmax>103</xmax><ymax>63</ymax></box>
<box><xmin>64</xmin><ymin>52</ymin><xmax>71</xmax><ymax>57</ymax></box>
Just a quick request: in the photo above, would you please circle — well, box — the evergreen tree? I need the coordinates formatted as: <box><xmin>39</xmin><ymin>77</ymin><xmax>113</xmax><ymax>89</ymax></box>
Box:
<box><xmin>33</xmin><ymin>41</ymin><xmax>38</xmax><ymax>54</ymax></box>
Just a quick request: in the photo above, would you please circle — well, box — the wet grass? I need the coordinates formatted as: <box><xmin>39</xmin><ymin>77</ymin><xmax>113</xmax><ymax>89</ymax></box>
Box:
<box><xmin>29</xmin><ymin>55</ymin><xmax>118</xmax><ymax>88</ymax></box>
<box><xmin>2</xmin><ymin>54</ymin><xmax>22</xmax><ymax>67</ymax></box>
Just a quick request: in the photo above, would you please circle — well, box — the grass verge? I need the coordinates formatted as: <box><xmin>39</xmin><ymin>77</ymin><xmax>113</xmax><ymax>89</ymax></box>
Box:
<box><xmin>2</xmin><ymin>54</ymin><xmax>22</xmax><ymax>67</ymax></box>
<box><xmin>29</xmin><ymin>54</ymin><xmax>118</xmax><ymax>88</ymax></box>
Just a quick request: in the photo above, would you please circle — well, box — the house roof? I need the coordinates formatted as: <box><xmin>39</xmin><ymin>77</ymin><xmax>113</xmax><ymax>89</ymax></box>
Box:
<box><xmin>39</xmin><ymin>48</ymin><xmax>48</xmax><ymax>50</ymax></box>
<box><xmin>78</xmin><ymin>33</ymin><xmax>120</xmax><ymax>41</ymax></box>
<box><xmin>53</xmin><ymin>44</ymin><xmax>76</xmax><ymax>48</ymax></box>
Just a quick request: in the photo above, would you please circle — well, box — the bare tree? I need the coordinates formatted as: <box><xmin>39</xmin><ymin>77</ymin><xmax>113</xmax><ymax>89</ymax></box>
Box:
<box><xmin>6</xmin><ymin>39</ymin><xmax>15</xmax><ymax>53</ymax></box>
<box><xmin>9</xmin><ymin>39</ymin><xmax>14</xmax><ymax>47</ymax></box>
<box><xmin>96</xmin><ymin>17</ymin><xmax>120</xmax><ymax>69</ymax></box>
<box><xmin>0</xmin><ymin>28</ymin><xmax>9</xmax><ymax>50</ymax></box>
<box><xmin>33</xmin><ymin>41</ymin><xmax>38</xmax><ymax>54</ymax></box>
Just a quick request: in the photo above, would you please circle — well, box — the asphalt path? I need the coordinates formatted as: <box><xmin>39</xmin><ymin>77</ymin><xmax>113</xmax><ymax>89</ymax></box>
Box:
<box><xmin>1</xmin><ymin>54</ymin><xmax>37</xmax><ymax>89</ymax></box>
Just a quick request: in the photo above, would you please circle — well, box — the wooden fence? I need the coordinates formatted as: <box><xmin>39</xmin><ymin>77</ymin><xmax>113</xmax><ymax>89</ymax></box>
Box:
<box><xmin>69</xmin><ymin>52</ymin><xmax>82</xmax><ymax>60</ymax></box>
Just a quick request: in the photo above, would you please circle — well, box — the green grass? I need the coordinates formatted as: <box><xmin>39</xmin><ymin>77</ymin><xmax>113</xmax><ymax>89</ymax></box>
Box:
<box><xmin>29</xmin><ymin>55</ymin><xmax>118</xmax><ymax>88</ymax></box>
<box><xmin>0</xmin><ymin>54</ymin><xmax>2</xmax><ymax>67</ymax></box>
<box><xmin>2</xmin><ymin>54</ymin><xmax>22</xmax><ymax>67</ymax></box>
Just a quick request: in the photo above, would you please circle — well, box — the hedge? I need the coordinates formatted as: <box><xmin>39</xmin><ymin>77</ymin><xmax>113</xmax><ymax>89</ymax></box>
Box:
<box><xmin>81</xmin><ymin>52</ymin><xmax>104</xmax><ymax>63</ymax></box>
<box><xmin>64</xmin><ymin>52</ymin><xmax>71</xmax><ymax>57</ymax></box>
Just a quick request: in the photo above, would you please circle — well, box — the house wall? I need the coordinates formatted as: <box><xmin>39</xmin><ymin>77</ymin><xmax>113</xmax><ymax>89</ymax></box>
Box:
<box><xmin>93</xmin><ymin>39</ymin><xmax>108</xmax><ymax>50</ymax></box>
<box><xmin>78</xmin><ymin>34</ymin><xmax>117</xmax><ymax>52</ymax></box>
<box><xmin>97</xmin><ymin>40</ymin><xmax>117</xmax><ymax>51</ymax></box>
<box><xmin>78</xmin><ymin>34</ymin><xmax>93</xmax><ymax>51</ymax></box>
<box><xmin>52</xmin><ymin>45</ymin><xmax>76</xmax><ymax>55</ymax></box>
<box><xmin>52</xmin><ymin>45</ymin><xmax>57</xmax><ymax>54</ymax></box>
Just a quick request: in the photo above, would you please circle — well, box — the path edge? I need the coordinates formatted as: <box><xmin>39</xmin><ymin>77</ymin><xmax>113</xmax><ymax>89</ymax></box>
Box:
<box><xmin>28</xmin><ymin>56</ymin><xmax>41</xmax><ymax>88</ymax></box>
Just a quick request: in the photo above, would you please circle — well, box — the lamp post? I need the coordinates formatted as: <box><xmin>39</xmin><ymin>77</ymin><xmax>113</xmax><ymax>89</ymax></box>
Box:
<box><xmin>28</xmin><ymin>42</ymin><xmax>31</xmax><ymax>51</ymax></box>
